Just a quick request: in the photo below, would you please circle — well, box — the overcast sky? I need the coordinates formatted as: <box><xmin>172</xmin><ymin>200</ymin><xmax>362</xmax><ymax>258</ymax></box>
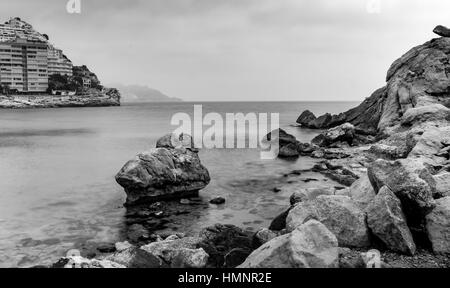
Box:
<box><xmin>1</xmin><ymin>0</ymin><xmax>449</xmax><ymax>101</ymax></box>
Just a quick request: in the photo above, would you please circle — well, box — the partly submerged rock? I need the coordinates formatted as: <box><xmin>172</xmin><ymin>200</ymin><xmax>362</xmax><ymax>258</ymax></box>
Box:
<box><xmin>286</xmin><ymin>195</ymin><xmax>370</xmax><ymax>248</ymax></box>
<box><xmin>426</xmin><ymin>196</ymin><xmax>450</xmax><ymax>254</ymax></box>
<box><xmin>115</xmin><ymin>147</ymin><xmax>210</xmax><ymax>205</ymax></box>
<box><xmin>296</xmin><ymin>110</ymin><xmax>316</xmax><ymax>126</ymax></box>
<box><xmin>238</xmin><ymin>220</ymin><xmax>339</xmax><ymax>268</ymax></box>
<box><xmin>366</xmin><ymin>186</ymin><xmax>416</xmax><ymax>255</ymax></box>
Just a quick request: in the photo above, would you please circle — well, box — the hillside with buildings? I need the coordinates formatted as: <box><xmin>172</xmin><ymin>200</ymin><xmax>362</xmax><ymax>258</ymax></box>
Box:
<box><xmin>0</xmin><ymin>17</ymin><xmax>120</xmax><ymax>108</ymax></box>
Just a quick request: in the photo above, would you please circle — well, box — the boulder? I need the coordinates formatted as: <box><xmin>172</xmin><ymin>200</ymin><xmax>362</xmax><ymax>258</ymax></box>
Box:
<box><xmin>238</xmin><ymin>220</ymin><xmax>339</xmax><ymax>268</ymax></box>
<box><xmin>348</xmin><ymin>174</ymin><xmax>376</xmax><ymax>210</ymax></box>
<box><xmin>115</xmin><ymin>147</ymin><xmax>210</xmax><ymax>205</ymax></box>
<box><xmin>286</xmin><ymin>195</ymin><xmax>370</xmax><ymax>248</ymax></box>
<box><xmin>433</xmin><ymin>172</ymin><xmax>450</xmax><ymax>198</ymax></box>
<box><xmin>296</xmin><ymin>110</ymin><xmax>316</xmax><ymax>126</ymax></box>
<box><xmin>433</xmin><ymin>25</ymin><xmax>450</xmax><ymax>37</ymax></box>
<box><xmin>197</xmin><ymin>224</ymin><xmax>253</xmax><ymax>268</ymax></box>
<box><xmin>265</xmin><ymin>129</ymin><xmax>301</xmax><ymax>158</ymax></box>
<box><xmin>426</xmin><ymin>196</ymin><xmax>450</xmax><ymax>254</ymax></box>
<box><xmin>368</xmin><ymin>159</ymin><xmax>436</xmax><ymax>228</ymax></box>
<box><xmin>312</xmin><ymin>123</ymin><xmax>356</xmax><ymax>147</ymax></box>
<box><xmin>366</xmin><ymin>186</ymin><xmax>416</xmax><ymax>255</ymax></box>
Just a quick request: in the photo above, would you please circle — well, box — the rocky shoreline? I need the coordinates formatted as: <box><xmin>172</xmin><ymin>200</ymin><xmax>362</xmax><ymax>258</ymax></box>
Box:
<box><xmin>0</xmin><ymin>88</ymin><xmax>121</xmax><ymax>109</ymax></box>
<box><xmin>41</xmin><ymin>27</ymin><xmax>450</xmax><ymax>268</ymax></box>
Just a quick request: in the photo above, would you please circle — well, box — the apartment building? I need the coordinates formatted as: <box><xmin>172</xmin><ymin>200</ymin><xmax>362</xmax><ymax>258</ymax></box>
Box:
<box><xmin>48</xmin><ymin>45</ymin><xmax>73</xmax><ymax>76</ymax></box>
<box><xmin>0</xmin><ymin>18</ymin><xmax>72</xmax><ymax>93</ymax></box>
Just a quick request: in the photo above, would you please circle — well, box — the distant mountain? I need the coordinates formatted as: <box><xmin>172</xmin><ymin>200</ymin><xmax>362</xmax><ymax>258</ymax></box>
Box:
<box><xmin>113</xmin><ymin>84</ymin><xmax>182</xmax><ymax>102</ymax></box>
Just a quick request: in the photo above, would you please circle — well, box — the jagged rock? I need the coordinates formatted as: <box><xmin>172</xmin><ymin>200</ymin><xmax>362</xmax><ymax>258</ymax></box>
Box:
<box><xmin>156</xmin><ymin>133</ymin><xmax>195</xmax><ymax>150</ymax></box>
<box><xmin>238</xmin><ymin>220</ymin><xmax>339</xmax><ymax>268</ymax></box>
<box><xmin>253</xmin><ymin>228</ymin><xmax>278</xmax><ymax>248</ymax></box>
<box><xmin>115</xmin><ymin>241</ymin><xmax>133</xmax><ymax>252</ymax></box>
<box><xmin>308</xmin><ymin>113</ymin><xmax>333</xmax><ymax>129</ymax></box>
<box><xmin>433</xmin><ymin>172</ymin><xmax>450</xmax><ymax>198</ymax></box>
<box><xmin>368</xmin><ymin>159</ymin><xmax>436</xmax><ymax>227</ymax></box>
<box><xmin>433</xmin><ymin>25</ymin><xmax>450</xmax><ymax>37</ymax></box>
<box><xmin>312</xmin><ymin>123</ymin><xmax>356</xmax><ymax>147</ymax></box>
<box><xmin>56</xmin><ymin>256</ymin><xmax>125</xmax><ymax>268</ymax></box>
<box><xmin>289</xmin><ymin>187</ymin><xmax>334</xmax><ymax>206</ymax></box>
<box><xmin>265</xmin><ymin>129</ymin><xmax>301</xmax><ymax>158</ymax></box>
<box><xmin>286</xmin><ymin>195</ymin><xmax>370</xmax><ymax>248</ymax></box>
<box><xmin>296</xmin><ymin>87</ymin><xmax>386</xmax><ymax>133</ymax></box>
<box><xmin>426</xmin><ymin>197</ymin><xmax>450</xmax><ymax>254</ymax></box>
<box><xmin>348</xmin><ymin>174</ymin><xmax>376</xmax><ymax>209</ymax></box>
<box><xmin>115</xmin><ymin>147</ymin><xmax>210</xmax><ymax>205</ymax></box>
<box><xmin>381</xmin><ymin>37</ymin><xmax>450</xmax><ymax>130</ymax></box>
<box><xmin>197</xmin><ymin>224</ymin><xmax>253</xmax><ymax>267</ymax></box>
<box><xmin>366</xmin><ymin>186</ymin><xmax>416</xmax><ymax>255</ymax></box>
<box><xmin>296</xmin><ymin>110</ymin><xmax>316</xmax><ymax>126</ymax></box>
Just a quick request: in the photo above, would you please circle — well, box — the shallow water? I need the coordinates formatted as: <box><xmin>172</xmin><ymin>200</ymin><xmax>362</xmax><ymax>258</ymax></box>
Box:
<box><xmin>0</xmin><ymin>101</ymin><xmax>357</xmax><ymax>267</ymax></box>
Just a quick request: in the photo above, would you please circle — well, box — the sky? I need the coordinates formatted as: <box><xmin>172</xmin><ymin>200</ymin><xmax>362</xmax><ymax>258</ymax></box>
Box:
<box><xmin>1</xmin><ymin>0</ymin><xmax>449</xmax><ymax>101</ymax></box>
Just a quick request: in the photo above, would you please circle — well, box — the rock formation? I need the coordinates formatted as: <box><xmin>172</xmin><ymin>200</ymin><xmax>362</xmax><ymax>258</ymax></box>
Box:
<box><xmin>115</xmin><ymin>134</ymin><xmax>210</xmax><ymax>205</ymax></box>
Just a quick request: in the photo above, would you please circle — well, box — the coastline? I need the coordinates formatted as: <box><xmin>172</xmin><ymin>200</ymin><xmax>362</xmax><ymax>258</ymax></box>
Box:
<box><xmin>0</xmin><ymin>89</ymin><xmax>121</xmax><ymax>109</ymax></box>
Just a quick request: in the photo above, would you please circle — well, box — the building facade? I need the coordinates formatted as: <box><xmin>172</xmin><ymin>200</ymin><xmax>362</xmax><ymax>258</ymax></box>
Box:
<box><xmin>0</xmin><ymin>18</ymin><xmax>72</xmax><ymax>93</ymax></box>
<box><xmin>48</xmin><ymin>45</ymin><xmax>73</xmax><ymax>77</ymax></box>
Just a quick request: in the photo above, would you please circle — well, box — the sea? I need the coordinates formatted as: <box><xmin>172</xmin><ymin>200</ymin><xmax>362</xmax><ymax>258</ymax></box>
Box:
<box><xmin>0</xmin><ymin>101</ymin><xmax>358</xmax><ymax>267</ymax></box>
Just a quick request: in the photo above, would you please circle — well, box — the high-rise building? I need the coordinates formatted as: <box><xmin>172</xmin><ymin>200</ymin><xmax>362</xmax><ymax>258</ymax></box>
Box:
<box><xmin>0</xmin><ymin>17</ymin><xmax>72</xmax><ymax>93</ymax></box>
<box><xmin>48</xmin><ymin>45</ymin><xmax>73</xmax><ymax>77</ymax></box>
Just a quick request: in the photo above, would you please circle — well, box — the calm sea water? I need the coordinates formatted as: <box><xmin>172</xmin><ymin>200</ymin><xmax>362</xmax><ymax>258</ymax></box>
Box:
<box><xmin>0</xmin><ymin>101</ymin><xmax>357</xmax><ymax>267</ymax></box>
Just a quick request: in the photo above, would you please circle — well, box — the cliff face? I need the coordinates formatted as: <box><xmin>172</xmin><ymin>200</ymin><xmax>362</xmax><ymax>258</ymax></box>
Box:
<box><xmin>0</xmin><ymin>88</ymin><xmax>120</xmax><ymax>108</ymax></box>
<box><xmin>380</xmin><ymin>37</ymin><xmax>450</xmax><ymax>130</ymax></box>
<box><xmin>298</xmin><ymin>33</ymin><xmax>450</xmax><ymax>134</ymax></box>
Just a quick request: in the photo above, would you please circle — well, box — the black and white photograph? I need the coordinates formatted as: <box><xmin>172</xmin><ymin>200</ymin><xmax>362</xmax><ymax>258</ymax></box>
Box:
<box><xmin>0</xmin><ymin>0</ymin><xmax>449</xmax><ymax>275</ymax></box>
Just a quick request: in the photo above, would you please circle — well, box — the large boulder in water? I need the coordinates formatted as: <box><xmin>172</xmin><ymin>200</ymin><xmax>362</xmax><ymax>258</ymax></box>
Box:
<box><xmin>115</xmin><ymin>147</ymin><xmax>210</xmax><ymax>205</ymax></box>
<box><xmin>238</xmin><ymin>220</ymin><xmax>339</xmax><ymax>268</ymax></box>
<box><xmin>296</xmin><ymin>110</ymin><xmax>316</xmax><ymax>126</ymax></box>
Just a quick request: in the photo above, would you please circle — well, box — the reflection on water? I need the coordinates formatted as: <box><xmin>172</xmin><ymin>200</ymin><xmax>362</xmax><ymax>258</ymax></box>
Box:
<box><xmin>0</xmin><ymin>102</ymin><xmax>357</xmax><ymax>267</ymax></box>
